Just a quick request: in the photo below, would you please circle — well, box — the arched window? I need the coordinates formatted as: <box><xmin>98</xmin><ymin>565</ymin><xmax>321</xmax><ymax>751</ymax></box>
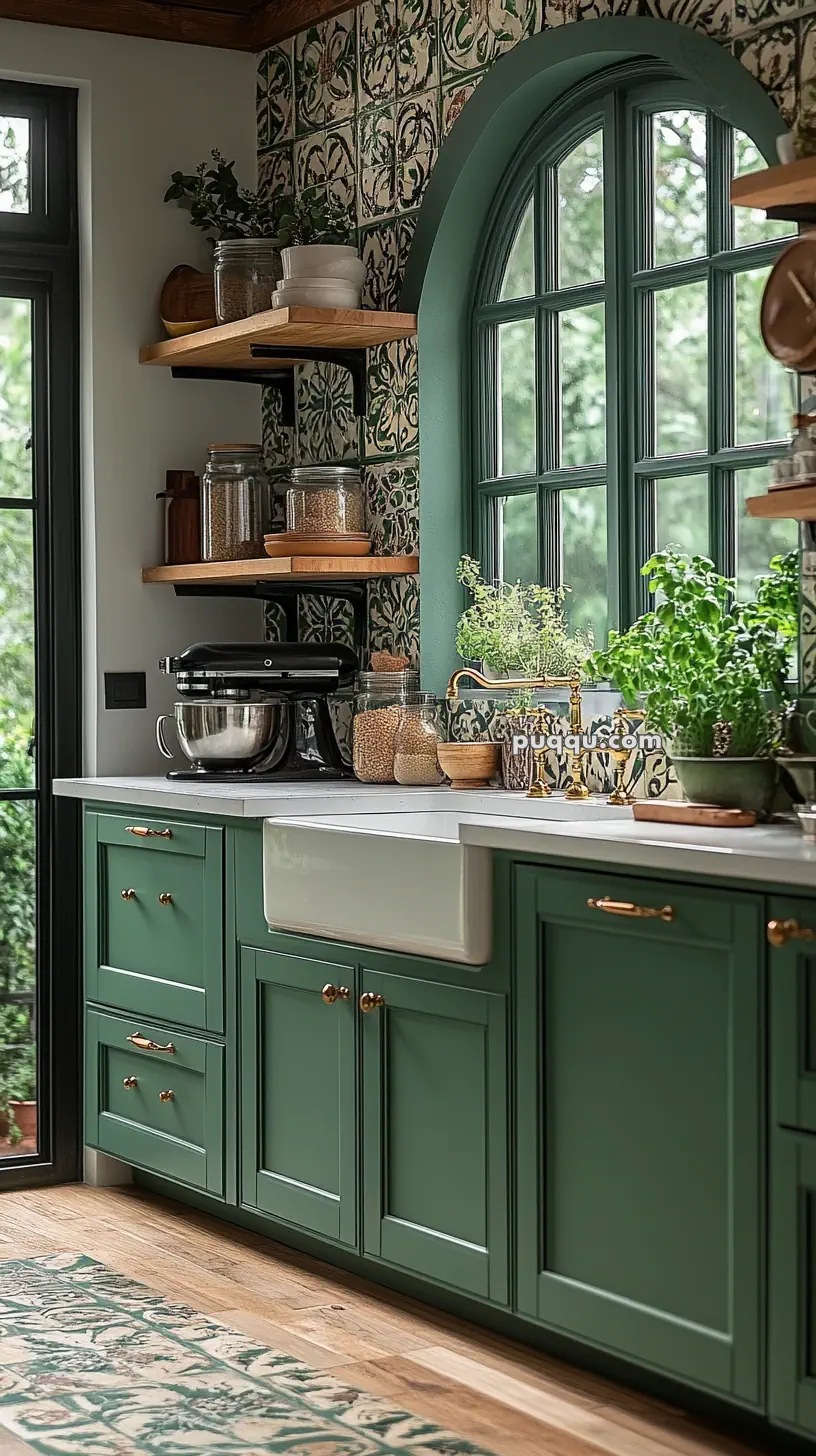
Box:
<box><xmin>470</xmin><ymin>63</ymin><xmax>797</xmax><ymax>648</ymax></box>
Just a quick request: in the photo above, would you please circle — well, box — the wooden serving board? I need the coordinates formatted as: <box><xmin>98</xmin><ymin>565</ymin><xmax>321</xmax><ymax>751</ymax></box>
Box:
<box><xmin>633</xmin><ymin>801</ymin><xmax>756</xmax><ymax>828</ymax></box>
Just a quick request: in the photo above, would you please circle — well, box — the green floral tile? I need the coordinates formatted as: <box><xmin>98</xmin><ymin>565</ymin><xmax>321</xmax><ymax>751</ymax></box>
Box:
<box><xmin>359</xmin><ymin>43</ymin><xmax>398</xmax><ymax>108</ymax></box>
<box><xmin>735</xmin><ymin>20</ymin><xmax>800</xmax><ymax>126</ymax></box>
<box><xmin>396</xmin><ymin>21</ymin><xmax>439</xmax><ymax>95</ymax></box>
<box><xmin>359</xmin><ymin>163</ymin><xmax>397</xmax><ymax>223</ymax></box>
<box><xmin>257</xmin><ymin>43</ymin><xmax>294</xmax><ymax>150</ymax></box>
<box><xmin>440</xmin><ymin>0</ymin><xmax>538</xmax><ymax>77</ymax></box>
<box><xmin>359</xmin><ymin>102</ymin><xmax>397</xmax><ymax>171</ymax></box>
<box><xmin>360</xmin><ymin>215</ymin><xmax>418</xmax><ymax>309</ymax></box>
<box><xmin>296</xmin><ymin>359</ymin><xmax>361</xmax><ymax>464</ymax></box>
<box><xmin>258</xmin><ymin>143</ymin><xmax>293</xmax><ymax>197</ymax></box>
<box><xmin>366</xmin><ymin>338</ymin><xmax>419</xmax><ymax>456</ymax></box>
<box><xmin>359</xmin><ymin>0</ymin><xmax>398</xmax><ymax>50</ymax></box>
<box><xmin>441</xmin><ymin>70</ymin><xmax>486</xmax><ymax>137</ymax></box>
<box><xmin>0</xmin><ymin>1255</ymin><xmax>497</xmax><ymax>1456</ymax></box>
<box><xmin>369</xmin><ymin>574</ymin><xmax>420</xmax><ymax>663</ymax></box>
<box><xmin>364</xmin><ymin>456</ymin><xmax>419</xmax><ymax>552</ymax></box>
<box><xmin>324</xmin><ymin>12</ymin><xmax>359</xmax><ymax>124</ymax></box>
<box><xmin>294</xmin><ymin>130</ymin><xmax>327</xmax><ymax>192</ymax></box>
<box><xmin>295</xmin><ymin>24</ymin><xmax>326</xmax><ymax>133</ymax></box>
<box><xmin>397</xmin><ymin>90</ymin><xmax>440</xmax><ymax>159</ymax></box>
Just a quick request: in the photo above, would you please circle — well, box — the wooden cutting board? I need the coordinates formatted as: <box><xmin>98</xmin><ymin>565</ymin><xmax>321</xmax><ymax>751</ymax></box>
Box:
<box><xmin>633</xmin><ymin>801</ymin><xmax>756</xmax><ymax>827</ymax></box>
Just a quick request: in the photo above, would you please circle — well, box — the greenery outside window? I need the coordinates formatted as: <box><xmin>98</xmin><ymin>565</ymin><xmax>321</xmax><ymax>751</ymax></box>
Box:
<box><xmin>470</xmin><ymin>62</ymin><xmax>798</xmax><ymax>650</ymax></box>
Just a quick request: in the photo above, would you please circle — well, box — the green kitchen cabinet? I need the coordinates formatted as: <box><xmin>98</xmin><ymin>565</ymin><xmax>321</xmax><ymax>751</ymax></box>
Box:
<box><xmin>360</xmin><ymin>966</ymin><xmax>508</xmax><ymax>1305</ymax></box>
<box><xmin>85</xmin><ymin>811</ymin><xmax>224</xmax><ymax>1033</ymax></box>
<box><xmin>768</xmin><ymin>895</ymin><xmax>816</xmax><ymax>1134</ymax></box>
<box><xmin>769</xmin><ymin>1130</ymin><xmax>816</xmax><ymax>1437</ymax></box>
<box><xmin>515</xmin><ymin>864</ymin><xmax>763</xmax><ymax>1404</ymax></box>
<box><xmin>240</xmin><ymin>946</ymin><xmax>357</xmax><ymax>1245</ymax></box>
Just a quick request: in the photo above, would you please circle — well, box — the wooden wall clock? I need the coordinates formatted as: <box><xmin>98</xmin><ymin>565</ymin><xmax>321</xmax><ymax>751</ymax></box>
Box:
<box><xmin>761</xmin><ymin>233</ymin><xmax>816</xmax><ymax>372</ymax></box>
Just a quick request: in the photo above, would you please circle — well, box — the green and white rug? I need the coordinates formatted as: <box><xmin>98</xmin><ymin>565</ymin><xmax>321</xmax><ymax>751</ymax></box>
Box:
<box><xmin>0</xmin><ymin>1254</ymin><xmax>498</xmax><ymax>1455</ymax></box>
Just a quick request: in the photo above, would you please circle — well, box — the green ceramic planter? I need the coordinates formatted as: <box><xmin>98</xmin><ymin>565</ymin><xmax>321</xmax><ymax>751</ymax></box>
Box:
<box><xmin>670</xmin><ymin>756</ymin><xmax>779</xmax><ymax>821</ymax></box>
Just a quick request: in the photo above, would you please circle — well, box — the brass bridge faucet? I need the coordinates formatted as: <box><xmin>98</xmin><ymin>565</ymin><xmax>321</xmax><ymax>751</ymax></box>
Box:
<box><xmin>445</xmin><ymin>668</ymin><xmax>589</xmax><ymax>800</ymax></box>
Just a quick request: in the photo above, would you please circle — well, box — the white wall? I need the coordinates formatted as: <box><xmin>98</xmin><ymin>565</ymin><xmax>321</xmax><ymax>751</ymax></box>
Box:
<box><xmin>0</xmin><ymin>19</ymin><xmax>261</xmax><ymax>774</ymax></box>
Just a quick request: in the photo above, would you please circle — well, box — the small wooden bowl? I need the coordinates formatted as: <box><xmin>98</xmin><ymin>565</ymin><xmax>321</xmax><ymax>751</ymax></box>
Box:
<box><xmin>437</xmin><ymin>741</ymin><xmax>499</xmax><ymax>790</ymax></box>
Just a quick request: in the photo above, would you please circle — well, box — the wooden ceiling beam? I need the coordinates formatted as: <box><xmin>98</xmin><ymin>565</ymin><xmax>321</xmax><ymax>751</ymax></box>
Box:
<box><xmin>0</xmin><ymin>0</ymin><xmax>247</xmax><ymax>48</ymax></box>
<box><xmin>251</xmin><ymin>0</ymin><xmax>360</xmax><ymax>49</ymax></box>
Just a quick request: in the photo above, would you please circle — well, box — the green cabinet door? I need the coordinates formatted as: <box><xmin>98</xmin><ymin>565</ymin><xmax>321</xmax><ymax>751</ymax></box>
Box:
<box><xmin>361</xmin><ymin>968</ymin><xmax>508</xmax><ymax>1304</ymax></box>
<box><xmin>515</xmin><ymin>865</ymin><xmax>763</xmax><ymax>1403</ymax></box>
<box><xmin>240</xmin><ymin>947</ymin><xmax>357</xmax><ymax>1245</ymax></box>
<box><xmin>769</xmin><ymin>1130</ymin><xmax>816</xmax><ymax>1437</ymax></box>
<box><xmin>768</xmin><ymin>895</ymin><xmax>816</xmax><ymax>1133</ymax></box>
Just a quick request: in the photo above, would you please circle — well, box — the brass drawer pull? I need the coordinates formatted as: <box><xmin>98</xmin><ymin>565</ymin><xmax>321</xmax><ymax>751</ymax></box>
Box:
<box><xmin>587</xmin><ymin>896</ymin><xmax>675</xmax><ymax>923</ymax></box>
<box><xmin>322</xmin><ymin>983</ymin><xmax>350</xmax><ymax>1004</ymax></box>
<box><xmin>359</xmin><ymin>991</ymin><xmax>386</xmax><ymax>1012</ymax></box>
<box><xmin>158</xmin><ymin>1089</ymin><xmax>175</xmax><ymax>1103</ymax></box>
<box><xmin>122</xmin><ymin>1076</ymin><xmax>138</xmax><ymax>1090</ymax></box>
<box><xmin>121</xmin><ymin>888</ymin><xmax>136</xmax><ymax>902</ymax></box>
<box><xmin>127</xmin><ymin>1032</ymin><xmax>175</xmax><ymax>1054</ymax></box>
<box><xmin>768</xmin><ymin>918</ymin><xmax>816</xmax><ymax>948</ymax></box>
<box><xmin>158</xmin><ymin>892</ymin><xmax>174</xmax><ymax>906</ymax></box>
<box><xmin>126</xmin><ymin>825</ymin><xmax>173</xmax><ymax>840</ymax></box>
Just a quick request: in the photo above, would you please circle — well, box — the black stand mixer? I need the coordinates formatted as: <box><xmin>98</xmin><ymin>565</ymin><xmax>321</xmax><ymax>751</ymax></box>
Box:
<box><xmin>156</xmin><ymin>641</ymin><xmax>358</xmax><ymax>781</ymax></box>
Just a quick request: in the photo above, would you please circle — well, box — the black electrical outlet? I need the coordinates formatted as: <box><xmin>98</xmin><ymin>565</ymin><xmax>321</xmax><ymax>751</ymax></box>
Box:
<box><xmin>104</xmin><ymin>671</ymin><xmax>146</xmax><ymax>710</ymax></box>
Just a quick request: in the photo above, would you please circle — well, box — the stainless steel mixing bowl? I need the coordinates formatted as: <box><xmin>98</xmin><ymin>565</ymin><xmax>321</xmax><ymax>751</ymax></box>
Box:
<box><xmin>156</xmin><ymin>701</ymin><xmax>287</xmax><ymax>770</ymax></box>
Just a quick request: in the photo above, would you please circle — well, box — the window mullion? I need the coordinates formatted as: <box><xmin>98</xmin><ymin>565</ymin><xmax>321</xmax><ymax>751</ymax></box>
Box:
<box><xmin>604</xmin><ymin>90</ymin><xmax>627</xmax><ymax>634</ymax></box>
<box><xmin>709</xmin><ymin>113</ymin><xmax>734</xmax><ymax>577</ymax></box>
<box><xmin>540</xmin><ymin>486</ymin><xmax>561</xmax><ymax>588</ymax></box>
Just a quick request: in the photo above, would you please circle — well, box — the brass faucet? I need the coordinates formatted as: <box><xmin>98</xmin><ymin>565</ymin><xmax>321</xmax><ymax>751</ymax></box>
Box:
<box><xmin>445</xmin><ymin>668</ymin><xmax>589</xmax><ymax>800</ymax></box>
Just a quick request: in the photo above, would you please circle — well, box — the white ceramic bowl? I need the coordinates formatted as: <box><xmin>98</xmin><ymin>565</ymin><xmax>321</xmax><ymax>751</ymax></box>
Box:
<box><xmin>281</xmin><ymin>244</ymin><xmax>359</xmax><ymax>280</ymax></box>
<box><xmin>273</xmin><ymin>279</ymin><xmax>361</xmax><ymax>309</ymax></box>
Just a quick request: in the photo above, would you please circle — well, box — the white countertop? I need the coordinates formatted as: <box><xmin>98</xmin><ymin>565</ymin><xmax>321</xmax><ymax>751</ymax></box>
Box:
<box><xmin>54</xmin><ymin>776</ymin><xmax>816</xmax><ymax>886</ymax></box>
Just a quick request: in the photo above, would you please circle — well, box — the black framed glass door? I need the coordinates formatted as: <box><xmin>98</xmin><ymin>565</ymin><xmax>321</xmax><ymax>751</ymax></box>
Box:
<box><xmin>0</xmin><ymin>82</ymin><xmax>80</xmax><ymax>1187</ymax></box>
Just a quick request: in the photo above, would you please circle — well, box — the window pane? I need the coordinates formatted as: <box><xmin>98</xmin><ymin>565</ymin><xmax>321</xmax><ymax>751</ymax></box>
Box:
<box><xmin>498</xmin><ymin>319</ymin><xmax>535</xmax><ymax>476</ymax></box>
<box><xmin>736</xmin><ymin>465</ymin><xmax>798</xmax><ymax>599</ymax></box>
<box><xmin>500</xmin><ymin>196</ymin><xmax>535</xmax><ymax>301</ymax></box>
<box><xmin>0</xmin><ymin>118</ymin><xmax>28</xmax><ymax>214</ymax></box>
<box><xmin>0</xmin><ymin>510</ymin><xmax>35</xmax><ymax>790</ymax></box>
<box><xmin>0</xmin><ymin>799</ymin><xmax>36</xmax><ymax>1158</ymax></box>
<box><xmin>558</xmin><ymin>131</ymin><xmax>604</xmax><ymax>289</ymax></box>
<box><xmin>654</xmin><ymin>280</ymin><xmax>708</xmax><ymax>455</ymax></box>
<box><xmin>561</xmin><ymin>485</ymin><xmax>607</xmax><ymax>648</ymax></box>
<box><xmin>736</xmin><ymin>267</ymin><xmax>791</xmax><ymax>445</ymax></box>
<box><xmin>655</xmin><ymin>472</ymin><xmax>709</xmax><ymax>557</ymax></box>
<box><xmin>560</xmin><ymin>302</ymin><xmax>605</xmax><ymax>467</ymax></box>
<box><xmin>499</xmin><ymin>492</ymin><xmax>537</xmax><ymax>583</ymax></box>
<box><xmin>0</xmin><ymin>299</ymin><xmax>32</xmax><ymax>498</ymax></box>
<box><xmin>733</xmin><ymin>131</ymin><xmax>796</xmax><ymax>249</ymax></box>
<box><xmin>653</xmin><ymin>110</ymin><xmax>706</xmax><ymax>267</ymax></box>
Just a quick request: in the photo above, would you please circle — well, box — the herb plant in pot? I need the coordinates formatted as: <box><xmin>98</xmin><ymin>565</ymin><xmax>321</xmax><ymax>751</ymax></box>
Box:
<box><xmin>585</xmin><ymin>550</ymin><xmax>798</xmax><ymax>819</ymax></box>
<box><xmin>454</xmin><ymin>556</ymin><xmax>593</xmax><ymax>789</ymax></box>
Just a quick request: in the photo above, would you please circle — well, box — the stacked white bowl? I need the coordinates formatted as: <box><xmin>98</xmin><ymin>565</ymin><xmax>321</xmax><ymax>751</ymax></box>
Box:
<box><xmin>273</xmin><ymin>245</ymin><xmax>366</xmax><ymax>310</ymax></box>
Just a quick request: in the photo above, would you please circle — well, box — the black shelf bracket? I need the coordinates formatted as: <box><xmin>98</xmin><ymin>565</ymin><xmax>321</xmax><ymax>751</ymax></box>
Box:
<box><xmin>170</xmin><ymin>343</ymin><xmax>368</xmax><ymax>423</ymax></box>
<box><xmin>173</xmin><ymin>580</ymin><xmax>369</xmax><ymax>649</ymax></box>
<box><xmin>171</xmin><ymin>365</ymin><xmax>296</xmax><ymax>426</ymax></box>
<box><xmin>249</xmin><ymin>344</ymin><xmax>367</xmax><ymax>417</ymax></box>
<box><xmin>766</xmin><ymin>203</ymin><xmax>816</xmax><ymax>225</ymax></box>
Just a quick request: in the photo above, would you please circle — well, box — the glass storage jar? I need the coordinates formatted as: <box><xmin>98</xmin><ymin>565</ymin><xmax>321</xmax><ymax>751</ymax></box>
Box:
<box><xmin>201</xmin><ymin>444</ymin><xmax>271</xmax><ymax>561</ymax></box>
<box><xmin>352</xmin><ymin>670</ymin><xmax>420</xmax><ymax>783</ymax></box>
<box><xmin>214</xmin><ymin>239</ymin><xmax>280</xmax><ymax>324</ymax></box>
<box><xmin>393</xmin><ymin>697</ymin><xmax>444</xmax><ymax>786</ymax></box>
<box><xmin>286</xmin><ymin>466</ymin><xmax>365</xmax><ymax>536</ymax></box>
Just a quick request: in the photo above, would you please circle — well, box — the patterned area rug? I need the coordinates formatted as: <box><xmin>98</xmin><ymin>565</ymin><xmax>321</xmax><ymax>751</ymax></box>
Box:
<box><xmin>0</xmin><ymin>1255</ymin><xmax>498</xmax><ymax>1455</ymax></box>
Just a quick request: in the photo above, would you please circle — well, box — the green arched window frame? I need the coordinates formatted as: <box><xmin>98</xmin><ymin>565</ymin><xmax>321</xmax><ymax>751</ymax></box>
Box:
<box><xmin>468</xmin><ymin>59</ymin><xmax>797</xmax><ymax>648</ymax></box>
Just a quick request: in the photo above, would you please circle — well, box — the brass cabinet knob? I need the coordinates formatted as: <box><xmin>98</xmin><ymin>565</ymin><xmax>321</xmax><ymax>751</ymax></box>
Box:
<box><xmin>122</xmin><ymin>1076</ymin><xmax>138</xmax><ymax>1090</ymax></box>
<box><xmin>158</xmin><ymin>1090</ymin><xmax>175</xmax><ymax>1103</ymax></box>
<box><xmin>322</xmin><ymin>983</ymin><xmax>350</xmax><ymax>1004</ymax></box>
<box><xmin>121</xmin><ymin>888</ymin><xmax>136</xmax><ymax>901</ymax></box>
<box><xmin>768</xmin><ymin>917</ymin><xmax>816</xmax><ymax>947</ymax></box>
<box><xmin>359</xmin><ymin>991</ymin><xmax>386</xmax><ymax>1012</ymax></box>
<box><xmin>158</xmin><ymin>892</ymin><xmax>174</xmax><ymax>906</ymax></box>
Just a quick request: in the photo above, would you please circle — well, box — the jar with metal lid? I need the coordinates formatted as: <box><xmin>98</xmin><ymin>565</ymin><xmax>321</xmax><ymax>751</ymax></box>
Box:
<box><xmin>352</xmin><ymin>670</ymin><xmax>420</xmax><ymax>783</ymax></box>
<box><xmin>393</xmin><ymin>696</ymin><xmax>444</xmax><ymax>786</ymax></box>
<box><xmin>201</xmin><ymin>444</ymin><xmax>271</xmax><ymax>561</ymax></box>
<box><xmin>286</xmin><ymin>466</ymin><xmax>366</xmax><ymax>536</ymax></box>
<box><xmin>214</xmin><ymin>239</ymin><xmax>280</xmax><ymax>324</ymax></box>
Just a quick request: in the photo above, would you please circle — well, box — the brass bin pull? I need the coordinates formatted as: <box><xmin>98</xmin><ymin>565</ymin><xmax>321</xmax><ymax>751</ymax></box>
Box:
<box><xmin>126</xmin><ymin>825</ymin><xmax>173</xmax><ymax>840</ymax></box>
<box><xmin>359</xmin><ymin>991</ymin><xmax>386</xmax><ymax>1012</ymax></box>
<box><xmin>122</xmin><ymin>1076</ymin><xmax>138</xmax><ymax>1090</ymax></box>
<box><xmin>158</xmin><ymin>1090</ymin><xmax>175</xmax><ymax>1103</ymax></box>
<box><xmin>127</xmin><ymin>1032</ymin><xmax>176</xmax><ymax>1054</ymax></box>
<box><xmin>121</xmin><ymin>888</ymin><xmax>136</xmax><ymax>902</ymax></box>
<box><xmin>587</xmin><ymin>896</ymin><xmax>675</xmax><ymax>923</ymax></box>
<box><xmin>158</xmin><ymin>892</ymin><xmax>174</xmax><ymax>906</ymax></box>
<box><xmin>767</xmin><ymin>918</ymin><xmax>816</xmax><ymax>948</ymax></box>
<box><xmin>322</xmin><ymin>984</ymin><xmax>350</xmax><ymax>1004</ymax></box>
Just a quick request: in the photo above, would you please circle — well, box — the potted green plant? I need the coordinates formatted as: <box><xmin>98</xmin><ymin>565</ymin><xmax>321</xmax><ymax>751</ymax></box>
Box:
<box><xmin>585</xmin><ymin>549</ymin><xmax>798</xmax><ymax>818</ymax></box>
<box><xmin>0</xmin><ymin>1005</ymin><xmax>35</xmax><ymax>1146</ymax></box>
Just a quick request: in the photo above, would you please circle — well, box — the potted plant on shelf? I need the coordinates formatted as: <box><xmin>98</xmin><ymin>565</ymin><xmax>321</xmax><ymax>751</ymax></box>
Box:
<box><xmin>585</xmin><ymin>549</ymin><xmax>798</xmax><ymax>818</ymax></box>
<box><xmin>453</xmin><ymin>556</ymin><xmax>593</xmax><ymax>788</ymax></box>
<box><xmin>165</xmin><ymin>152</ymin><xmax>361</xmax><ymax>322</ymax></box>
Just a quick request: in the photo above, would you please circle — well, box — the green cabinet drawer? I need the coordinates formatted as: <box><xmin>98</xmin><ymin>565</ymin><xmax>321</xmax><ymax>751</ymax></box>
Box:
<box><xmin>361</xmin><ymin>967</ymin><xmax>508</xmax><ymax>1305</ymax></box>
<box><xmin>240</xmin><ymin>947</ymin><xmax>357</xmax><ymax>1244</ymax></box>
<box><xmin>85</xmin><ymin>1009</ymin><xmax>224</xmax><ymax>1196</ymax></box>
<box><xmin>515</xmin><ymin>864</ymin><xmax>763</xmax><ymax>1404</ymax></box>
<box><xmin>85</xmin><ymin>811</ymin><xmax>224</xmax><ymax>1032</ymax></box>
<box><xmin>768</xmin><ymin>895</ymin><xmax>816</xmax><ymax>1134</ymax></box>
<box><xmin>769</xmin><ymin>1130</ymin><xmax>816</xmax><ymax>1438</ymax></box>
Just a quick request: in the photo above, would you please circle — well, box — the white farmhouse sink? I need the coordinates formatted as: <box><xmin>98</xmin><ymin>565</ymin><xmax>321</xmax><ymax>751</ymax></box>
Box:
<box><xmin>263</xmin><ymin>812</ymin><xmax>492</xmax><ymax>964</ymax></box>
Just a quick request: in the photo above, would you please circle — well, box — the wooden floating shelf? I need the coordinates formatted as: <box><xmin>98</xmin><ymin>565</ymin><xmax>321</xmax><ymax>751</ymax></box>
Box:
<box><xmin>746</xmin><ymin>485</ymin><xmax>816</xmax><ymax>521</ymax></box>
<box><xmin>730</xmin><ymin>157</ymin><xmax>816</xmax><ymax>218</ymax></box>
<box><xmin>139</xmin><ymin>307</ymin><xmax>417</xmax><ymax>371</ymax></box>
<box><xmin>142</xmin><ymin>555</ymin><xmax>419</xmax><ymax>587</ymax></box>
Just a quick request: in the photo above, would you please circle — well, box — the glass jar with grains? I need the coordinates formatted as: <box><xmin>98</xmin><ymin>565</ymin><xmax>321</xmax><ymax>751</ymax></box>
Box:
<box><xmin>393</xmin><ymin>697</ymin><xmax>444</xmax><ymax>786</ymax></box>
<box><xmin>201</xmin><ymin>444</ymin><xmax>271</xmax><ymax>561</ymax></box>
<box><xmin>352</xmin><ymin>670</ymin><xmax>420</xmax><ymax>783</ymax></box>
<box><xmin>286</xmin><ymin>466</ymin><xmax>366</xmax><ymax>536</ymax></box>
<box><xmin>214</xmin><ymin>239</ymin><xmax>280</xmax><ymax>324</ymax></box>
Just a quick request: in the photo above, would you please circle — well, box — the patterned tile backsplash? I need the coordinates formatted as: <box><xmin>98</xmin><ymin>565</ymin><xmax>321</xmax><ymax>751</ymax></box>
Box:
<box><xmin>257</xmin><ymin>0</ymin><xmax>812</xmax><ymax>789</ymax></box>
